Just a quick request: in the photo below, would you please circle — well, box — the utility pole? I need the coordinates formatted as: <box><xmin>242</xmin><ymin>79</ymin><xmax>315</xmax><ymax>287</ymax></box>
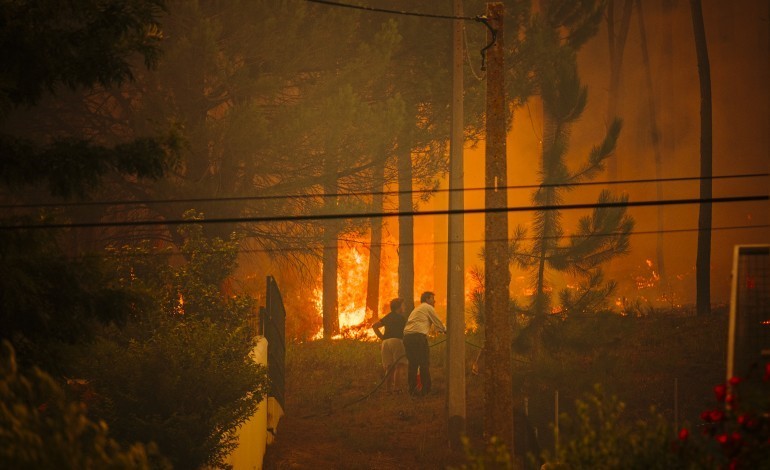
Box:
<box><xmin>446</xmin><ymin>0</ymin><xmax>466</xmax><ymax>450</ymax></box>
<box><xmin>483</xmin><ymin>2</ymin><xmax>514</xmax><ymax>449</ymax></box>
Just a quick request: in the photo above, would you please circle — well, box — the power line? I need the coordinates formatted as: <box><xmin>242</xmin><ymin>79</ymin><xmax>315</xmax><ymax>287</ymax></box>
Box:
<box><xmin>2</xmin><ymin>172</ymin><xmax>765</xmax><ymax>210</ymax></box>
<box><xmin>304</xmin><ymin>0</ymin><xmax>496</xmax><ymax>70</ymax></box>
<box><xmin>305</xmin><ymin>0</ymin><xmax>480</xmax><ymax>21</ymax></box>
<box><xmin>2</xmin><ymin>194</ymin><xmax>766</xmax><ymax>231</ymax></box>
<box><xmin>49</xmin><ymin>223</ymin><xmax>767</xmax><ymax>259</ymax></box>
<box><xmin>342</xmin><ymin>223</ymin><xmax>770</xmax><ymax>250</ymax></box>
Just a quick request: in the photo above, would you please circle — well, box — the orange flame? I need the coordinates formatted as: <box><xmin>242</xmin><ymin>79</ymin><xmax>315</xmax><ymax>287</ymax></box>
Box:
<box><xmin>312</xmin><ymin>227</ymin><xmax>439</xmax><ymax>339</ymax></box>
<box><xmin>634</xmin><ymin>259</ymin><xmax>661</xmax><ymax>290</ymax></box>
<box><xmin>312</xmin><ymin>236</ymin><xmax>399</xmax><ymax>339</ymax></box>
<box><xmin>176</xmin><ymin>293</ymin><xmax>185</xmax><ymax>315</ymax></box>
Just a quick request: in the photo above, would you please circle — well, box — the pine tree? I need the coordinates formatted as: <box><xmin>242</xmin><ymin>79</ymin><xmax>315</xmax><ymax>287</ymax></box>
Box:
<box><xmin>511</xmin><ymin>2</ymin><xmax>633</xmax><ymax>327</ymax></box>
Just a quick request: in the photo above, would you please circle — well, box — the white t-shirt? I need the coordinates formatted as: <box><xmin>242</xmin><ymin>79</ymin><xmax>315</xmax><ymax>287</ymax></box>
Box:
<box><xmin>403</xmin><ymin>302</ymin><xmax>446</xmax><ymax>335</ymax></box>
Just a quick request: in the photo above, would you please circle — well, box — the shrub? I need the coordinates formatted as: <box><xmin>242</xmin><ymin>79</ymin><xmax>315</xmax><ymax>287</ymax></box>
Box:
<box><xmin>0</xmin><ymin>341</ymin><xmax>166</xmax><ymax>469</ymax></box>
<box><xmin>675</xmin><ymin>366</ymin><xmax>770</xmax><ymax>469</ymax></box>
<box><xmin>541</xmin><ymin>385</ymin><xmax>684</xmax><ymax>469</ymax></box>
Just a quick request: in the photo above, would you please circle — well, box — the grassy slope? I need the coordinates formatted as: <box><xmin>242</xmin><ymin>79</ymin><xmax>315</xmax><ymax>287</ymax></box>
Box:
<box><xmin>262</xmin><ymin>311</ymin><xmax>728</xmax><ymax>469</ymax></box>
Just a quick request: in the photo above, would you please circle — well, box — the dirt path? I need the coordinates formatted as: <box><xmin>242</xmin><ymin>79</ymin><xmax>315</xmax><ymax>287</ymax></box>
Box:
<box><xmin>262</xmin><ymin>389</ymin><xmax>470</xmax><ymax>469</ymax></box>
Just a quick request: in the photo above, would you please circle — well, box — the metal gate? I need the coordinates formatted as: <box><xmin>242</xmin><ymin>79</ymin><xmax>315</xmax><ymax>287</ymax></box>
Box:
<box><xmin>262</xmin><ymin>275</ymin><xmax>285</xmax><ymax>410</ymax></box>
<box><xmin>726</xmin><ymin>245</ymin><xmax>770</xmax><ymax>381</ymax></box>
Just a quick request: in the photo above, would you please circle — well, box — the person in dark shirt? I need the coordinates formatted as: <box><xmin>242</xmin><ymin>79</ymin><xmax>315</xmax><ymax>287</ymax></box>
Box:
<box><xmin>371</xmin><ymin>298</ymin><xmax>408</xmax><ymax>393</ymax></box>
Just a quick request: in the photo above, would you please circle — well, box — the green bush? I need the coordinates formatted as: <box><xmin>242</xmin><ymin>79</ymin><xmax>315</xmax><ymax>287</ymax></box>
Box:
<box><xmin>65</xmin><ymin>218</ymin><xmax>270</xmax><ymax>469</ymax></box>
<box><xmin>539</xmin><ymin>372</ymin><xmax>770</xmax><ymax>469</ymax></box>
<box><xmin>542</xmin><ymin>385</ymin><xmax>684</xmax><ymax>469</ymax></box>
<box><xmin>0</xmin><ymin>341</ymin><xmax>166</xmax><ymax>469</ymax></box>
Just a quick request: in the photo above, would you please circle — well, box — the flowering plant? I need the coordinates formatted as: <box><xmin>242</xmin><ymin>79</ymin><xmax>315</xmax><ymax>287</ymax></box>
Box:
<box><xmin>537</xmin><ymin>365</ymin><xmax>770</xmax><ymax>469</ymax></box>
<box><xmin>676</xmin><ymin>363</ymin><xmax>770</xmax><ymax>469</ymax></box>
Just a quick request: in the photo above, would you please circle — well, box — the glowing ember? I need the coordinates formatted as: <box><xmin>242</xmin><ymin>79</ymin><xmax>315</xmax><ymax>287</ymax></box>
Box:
<box><xmin>176</xmin><ymin>293</ymin><xmax>185</xmax><ymax>315</ymax></box>
<box><xmin>634</xmin><ymin>259</ymin><xmax>661</xmax><ymax>290</ymax></box>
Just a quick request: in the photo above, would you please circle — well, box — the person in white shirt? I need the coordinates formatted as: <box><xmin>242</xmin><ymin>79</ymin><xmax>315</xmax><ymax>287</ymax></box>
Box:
<box><xmin>402</xmin><ymin>291</ymin><xmax>446</xmax><ymax>396</ymax></box>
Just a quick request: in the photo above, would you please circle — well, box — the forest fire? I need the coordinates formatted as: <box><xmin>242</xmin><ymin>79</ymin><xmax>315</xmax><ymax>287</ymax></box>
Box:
<box><xmin>311</xmin><ymin>236</ymin><xmax>400</xmax><ymax>339</ymax></box>
<box><xmin>634</xmin><ymin>259</ymin><xmax>661</xmax><ymax>290</ymax></box>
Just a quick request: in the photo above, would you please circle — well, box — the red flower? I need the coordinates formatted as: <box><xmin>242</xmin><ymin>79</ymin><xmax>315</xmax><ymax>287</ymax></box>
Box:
<box><xmin>710</xmin><ymin>409</ymin><xmax>725</xmax><ymax>422</ymax></box>
<box><xmin>729</xmin><ymin>376</ymin><xmax>742</xmax><ymax>386</ymax></box>
<box><xmin>701</xmin><ymin>410</ymin><xmax>712</xmax><ymax>422</ymax></box>
<box><xmin>737</xmin><ymin>414</ymin><xmax>749</xmax><ymax>426</ymax></box>
<box><xmin>678</xmin><ymin>428</ymin><xmax>690</xmax><ymax>441</ymax></box>
<box><xmin>715</xmin><ymin>384</ymin><xmax>728</xmax><ymax>402</ymax></box>
<box><xmin>717</xmin><ymin>433</ymin><xmax>730</xmax><ymax>445</ymax></box>
<box><xmin>726</xmin><ymin>393</ymin><xmax>737</xmax><ymax>406</ymax></box>
<box><xmin>731</xmin><ymin>432</ymin><xmax>743</xmax><ymax>445</ymax></box>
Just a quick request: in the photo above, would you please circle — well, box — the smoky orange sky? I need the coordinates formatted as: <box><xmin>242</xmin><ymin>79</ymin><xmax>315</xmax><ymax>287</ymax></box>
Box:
<box><xmin>425</xmin><ymin>0</ymin><xmax>769</xmax><ymax>314</ymax></box>
<box><xmin>264</xmin><ymin>1</ymin><xmax>768</xmax><ymax>335</ymax></box>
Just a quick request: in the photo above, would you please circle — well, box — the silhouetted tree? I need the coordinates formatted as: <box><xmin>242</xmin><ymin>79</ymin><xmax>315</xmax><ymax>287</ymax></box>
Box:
<box><xmin>0</xmin><ymin>0</ymin><xmax>176</xmax><ymax>370</ymax></box>
<box><xmin>689</xmin><ymin>0</ymin><xmax>713</xmax><ymax>316</ymax></box>
<box><xmin>511</xmin><ymin>0</ymin><xmax>633</xmax><ymax>327</ymax></box>
<box><xmin>604</xmin><ymin>0</ymin><xmax>634</xmax><ymax>181</ymax></box>
<box><xmin>0</xmin><ymin>0</ymin><xmax>176</xmax><ymax>201</ymax></box>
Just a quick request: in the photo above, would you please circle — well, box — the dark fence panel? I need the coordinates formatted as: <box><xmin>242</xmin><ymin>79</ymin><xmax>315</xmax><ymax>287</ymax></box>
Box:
<box><xmin>727</xmin><ymin>245</ymin><xmax>770</xmax><ymax>381</ymax></box>
<box><xmin>263</xmin><ymin>275</ymin><xmax>286</xmax><ymax>410</ymax></box>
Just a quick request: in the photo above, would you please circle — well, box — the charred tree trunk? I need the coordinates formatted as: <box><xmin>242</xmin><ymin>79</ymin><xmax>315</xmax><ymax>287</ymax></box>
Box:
<box><xmin>365</xmin><ymin>163</ymin><xmax>386</xmax><ymax>321</ymax></box>
<box><xmin>636</xmin><ymin>0</ymin><xmax>667</xmax><ymax>291</ymax></box>
<box><xmin>397</xmin><ymin>136</ymin><xmax>415</xmax><ymax>311</ymax></box>
<box><xmin>660</xmin><ymin>0</ymin><xmax>677</xmax><ymax>301</ymax></box>
<box><xmin>322</xmin><ymin>159</ymin><xmax>340</xmax><ymax>337</ymax></box>
<box><xmin>690</xmin><ymin>0</ymin><xmax>713</xmax><ymax>316</ymax></box>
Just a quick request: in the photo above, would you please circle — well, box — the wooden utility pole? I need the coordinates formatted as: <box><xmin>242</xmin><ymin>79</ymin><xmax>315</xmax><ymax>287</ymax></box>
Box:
<box><xmin>446</xmin><ymin>0</ymin><xmax>466</xmax><ymax>449</ymax></box>
<box><xmin>482</xmin><ymin>2</ymin><xmax>514</xmax><ymax>449</ymax></box>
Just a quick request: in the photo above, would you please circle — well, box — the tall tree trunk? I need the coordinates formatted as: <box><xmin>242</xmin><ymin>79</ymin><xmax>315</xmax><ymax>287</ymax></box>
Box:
<box><xmin>397</xmin><ymin>136</ymin><xmax>415</xmax><ymax>312</ymax></box>
<box><xmin>690</xmin><ymin>0</ymin><xmax>712</xmax><ymax>316</ymax></box>
<box><xmin>659</xmin><ymin>0</ymin><xmax>677</xmax><ymax>302</ymax></box>
<box><xmin>322</xmin><ymin>160</ymin><xmax>340</xmax><ymax>337</ymax></box>
<box><xmin>636</xmin><ymin>0</ymin><xmax>667</xmax><ymax>291</ymax></box>
<box><xmin>605</xmin><ymin>0</ymin><xmax>634</xmax><ymax>180</ymax></box>
<box><xmin>322</xmin><ymin>228</ymin><xmax>339</xmax><ymax>337</ymax></box>
<box><xmin>482</xmin><ymin>2</ymin><xmax>514</xmax><ymax>450</ymax></box>
<box><xmin>365</xmin><ymin>163</ymin><xmax>385</xmax><ymax>321</ymax></box>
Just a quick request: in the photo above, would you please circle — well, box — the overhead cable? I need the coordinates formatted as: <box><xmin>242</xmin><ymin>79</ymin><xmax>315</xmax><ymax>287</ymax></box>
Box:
<box><xmin>2</xmin><ymin>172</ymin><xmax>765</xmax><ymax>210</ymax></box>
<box><xmin>2</xmin><ymin>194</ymin><xmax>766</xmax><ymax>231</ymax></box>
<box><xmin>37</xmin><ymin>223</ymin><xmax>769</xmax><ymax>260</ymax></box>
<box><xmin>304</xmin><ymin>0</ymin><xmax>496</xmax><ymax>70</ymax></box>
